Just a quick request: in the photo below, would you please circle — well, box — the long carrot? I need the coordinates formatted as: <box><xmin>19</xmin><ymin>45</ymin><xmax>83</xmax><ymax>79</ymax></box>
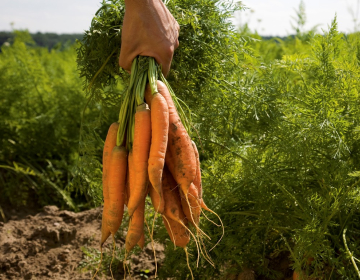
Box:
<box><xmin>125</xmin><ymin>195</ymin><xmax>146</xmax><ymax>252</ymax></box>
<box><xmin>157</xmin><ymin>81</ymin><xmax>196</xmax><ymax>196</ymax></box>
<box><xmin>125</xmin><ymin>153</ymin><xmax>146</xmax><ymax>250</ymax></box>
<box><xmin>124</xmin><ymin>164</ymin><xmax>130</xmax><ymax>207</ymax></box>
<box><xmin>127</xmin><ymin>103</ymin><xmax>151</xmax><ymax>217</ymax></box>
<box><xmin>101</xmin><ymin>122</ymin><xmax>119</xmax><ymax>246</ymax></box>
<box><xmin>144</xmin><ymin>83</ymin><xmax>169</xmax><ymax>197</ymax></box>
<box><xmin>103</xmin><ymin>145</ymin><xmax>128</xmax><ymax>235</ymax></box>
<box><xmin>127</xmin><ymin>151</ymin><xmax>134</xmax><ymax>207</ymax></box>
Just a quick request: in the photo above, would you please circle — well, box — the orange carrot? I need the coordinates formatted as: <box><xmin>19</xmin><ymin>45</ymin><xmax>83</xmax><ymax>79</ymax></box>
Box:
<box><xmin>101</xmin><ymin>122</ymin><xmax>119</xmax><ymax>246</ymax></box>
<box><xmin>180</xmin><ymin>183</ymin><xmax>201</xmax><ymax>226</ymax></box>
<box><xmin>126</xmin><ymin>151</ymin><xmax>134</xmax><ymax>207</ymax></box>
<box><xmin>137</xmin><ymin>232</ymin><xmax>145</xmax><ymax>249</ymax></box>
<box><xmin>103</xmin><ymin>145</ymin><xmax>128</xmax><ymax>235</ymax></box>
<box><xmin>145</xmin><ymin>87</ymin><xmax>167</xmax><ymax>213</ymax></box>
<box><xmin>127</xmin><ymin>103</ymin><xmax>151</xmax><ymax>217</ymax></box>
<box><xmin>161</xmin><ymin>166</ymin><xmax>189</xmax><ymax>247</ymax></box>
<box><xmin>163</xmin><ymin>216</ymin><xmax>190</xmax><ymax>248</ymax></box>
<box><xmin>157</xmin><ymin>81</ymin><xmax>196</xmax><ymax>196</ymax></box>
<box><xmin>124</xmin><ymin>165</ymin><xmax>130</xmax><ymax>206</ymax></box>
<box><xmin>191</xmin><ymin>140</ymin><xmax>202</xmax><ymax>201</ymax></box>
<box><xmin>162</xmin><ymin>165</ymin><xmax>184</xmax><ymax>222</ymax></box>
<box><xmin>162</xmin><ymin>165</ymin><xmax>202</xmax><ymax>273</ymax></box>
<box><xmin>149</xmin><ymin>181</ymin><xmax>165</xmax><ymax>214</ymax></box>
<box><xmin>144</xmin><ymin>83</ymin><xmax>169</xmax><ymax>196</ymax></box>
<box><xmin>201</xmin><ymin>199</ymin><xmax>210</xmax><ymax>211</ymax></box>
<box><xmin>125</xmin><ymin>195</ymin><xmax>146</xmax><ymax>252</ymax></box>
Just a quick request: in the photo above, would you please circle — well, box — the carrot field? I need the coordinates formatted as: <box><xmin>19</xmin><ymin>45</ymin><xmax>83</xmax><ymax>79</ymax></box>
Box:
<box><xmin>1</xmin><ymin>1</ymin><xmax>360</xmax><ymax>279</ymax></box>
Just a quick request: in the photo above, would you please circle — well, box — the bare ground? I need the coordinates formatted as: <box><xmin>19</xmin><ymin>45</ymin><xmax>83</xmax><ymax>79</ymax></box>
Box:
<box><xmin>0</xmin><ymin>206</ymin><xmax>164</xmax><ymax>280</ymax></box>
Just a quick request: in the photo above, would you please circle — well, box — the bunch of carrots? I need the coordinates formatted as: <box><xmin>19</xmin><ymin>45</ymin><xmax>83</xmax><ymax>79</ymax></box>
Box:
<box><xmin>98</xmin><ymin>56</ymin><xmax>222</xmax><ymax>278</ymax></box>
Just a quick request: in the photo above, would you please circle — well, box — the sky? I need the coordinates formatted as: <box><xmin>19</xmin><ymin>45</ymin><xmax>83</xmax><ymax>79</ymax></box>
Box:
<box><xmin>0</xmin><ymin>0</ymin><xmax>359</xmax><ymax>36</ymax></box>
<box><xmin>237</xmin><ymin>0</ymin><xmax>360</xmax><ymax>36</ymax></box>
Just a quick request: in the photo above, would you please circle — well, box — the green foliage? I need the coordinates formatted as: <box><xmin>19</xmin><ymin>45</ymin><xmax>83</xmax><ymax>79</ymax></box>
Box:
<box><xmin>76</xmin><ymin>0</ymin><xmax>127</xmax><ymax>105</ymax></box>
<box><xmin>75</xmin><ymin>0</ymin><xmax>360</xmax><ymax>278</ymax></box>
<box><xmin>2</xmin><ymin>0</ymin><xmax>360</xmax><ymax>279</ymax></box>
<box><xmin>0</xmin><ymin>31</ymin><xmax>100</xmax><ymax>209</ymax></box>
<box><xmin>161</xmin><ymin>19</ymin><xmax>360</xmax><ymax>280</ymax></box>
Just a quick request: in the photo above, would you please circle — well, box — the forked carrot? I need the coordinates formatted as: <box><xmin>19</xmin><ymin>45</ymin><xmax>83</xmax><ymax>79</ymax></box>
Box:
<box><xmin>127</xmin><ymin>103</ymin><xmax>151</xmax><ymax>217</ymax></box>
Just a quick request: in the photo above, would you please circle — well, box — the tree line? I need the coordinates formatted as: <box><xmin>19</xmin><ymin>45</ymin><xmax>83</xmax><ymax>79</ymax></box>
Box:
<box><xmin>0</xmin><ymin>31</ymin><xmax>82</xmax><ymax>49</ymax></box>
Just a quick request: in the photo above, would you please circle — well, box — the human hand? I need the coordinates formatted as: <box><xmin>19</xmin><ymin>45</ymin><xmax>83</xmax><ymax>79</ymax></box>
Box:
<box><xmin>119</xmin><ymin>0</ymin><xmax>180</xmax><ymax>76</ymax></box>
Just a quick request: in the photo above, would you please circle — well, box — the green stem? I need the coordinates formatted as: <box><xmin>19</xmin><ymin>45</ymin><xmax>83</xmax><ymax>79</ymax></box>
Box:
<box><xmin>88</xmin><ymin>48</ymin><xmax>117</xmax><ymax>91</ymax></box>
<box><xmin>135</xmin><ymin>70</ymin><xmax>148</xmax><ymax>106</ymax></box>
<box><xmin>117</xmin><ymin>58</ymin><xmax>138</xmax><ymax>147</ymax></box>
<box><xmin>116</xmin><ymin>56</ymin><xmax>192</xmax><ymax>150</ymax></box>
<box><xmin>148</xmin><ymin>58</ymin><xmax>158</xmax><ymax>95</ymax></box>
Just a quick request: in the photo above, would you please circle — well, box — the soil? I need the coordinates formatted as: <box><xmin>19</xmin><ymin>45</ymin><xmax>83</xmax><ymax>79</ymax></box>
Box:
<box><xmin>0</xmin><ymin>206</ymin><xmax>164</xmax><ymax>280</ymax></box>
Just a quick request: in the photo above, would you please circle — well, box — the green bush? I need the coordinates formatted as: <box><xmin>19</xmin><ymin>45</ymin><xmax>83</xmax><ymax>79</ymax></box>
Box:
<box><xmin>76</xmin><ymin>0</ymin><xmax>360</xmax><ymax>278</ymax></box>
<box><xmin>160</xmin><ymin>20</ymin><xmax>360</xmax><ymax>280</ymax></box>
<box><xmin>3</xmin><ymin>1</ymin><xmax>359</xmax><ymax>279</ymax></box>
<box><xmin>0</xmin><ymin>31</ymin><xmax>102</xmax><ymax>210</ymax></box>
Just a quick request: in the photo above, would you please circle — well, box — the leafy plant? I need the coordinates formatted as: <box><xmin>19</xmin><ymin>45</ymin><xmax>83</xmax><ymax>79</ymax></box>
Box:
<box><xmin>161</xmin><ymin>17</ymin><xmax>360</xmax><ymax>279</ymax></box>
<box><xmin>0</xmin><ymin>31</ymin><xmax>101</xmax><ymax>210</ymax></box>
<box><xmin>75</xmin><ymin>0</ymin><xmax>360</xmax><ymax>278</ymax></box>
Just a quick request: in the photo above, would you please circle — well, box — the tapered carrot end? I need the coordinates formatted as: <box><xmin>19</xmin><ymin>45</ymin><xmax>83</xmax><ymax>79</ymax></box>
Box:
<box><xmin>126</xmin><ymin>233</ymin><xmax>139</xmax><ymax>252</ymax></box>
<box><xmin>137</xmin><ymin>233</ymin><xmax>145</xmax><ymax>249</ymax></box>
<box><xmin>100</xmin><ymin>217</ymin><xmax>111</xmax><ymax>247</ymax></box>
<box><xmin>180</xmin><ymin>184</ymin><xmax>189</xmax><ymax>197</ymax></box>
<box><xmin>200</xmin><ymin>199</ymin><xmax>210</xmax><ymax>211</ymax></box>
<box><xmin>100</xmin><ymin>231</ymin><xmax>111</xmax><ymax>247</ymax></box>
